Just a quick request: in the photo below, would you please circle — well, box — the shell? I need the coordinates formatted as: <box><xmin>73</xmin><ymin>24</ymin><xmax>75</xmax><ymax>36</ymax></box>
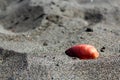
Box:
<box><xmin>65</xmin><ymin>44</ymin><xmax>99</xmax><ymax>59</ymax></box>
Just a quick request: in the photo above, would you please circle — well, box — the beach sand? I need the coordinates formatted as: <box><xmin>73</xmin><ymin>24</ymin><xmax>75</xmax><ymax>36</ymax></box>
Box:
<box><xmin>0</xmin><ymin>0</ymin><xmax>119</xmax><ymax>80</ymax></box>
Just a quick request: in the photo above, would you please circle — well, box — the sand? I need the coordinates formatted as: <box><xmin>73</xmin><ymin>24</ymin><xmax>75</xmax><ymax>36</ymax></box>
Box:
<box><xmin>0</xmin><ymin>0</ymin><xmax>119</xmax><ymax>80</ymax></box>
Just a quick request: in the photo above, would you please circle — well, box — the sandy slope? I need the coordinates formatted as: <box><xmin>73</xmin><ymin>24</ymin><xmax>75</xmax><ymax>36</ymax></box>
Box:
<box><xmin>0</xmin><ymin>0</ymin><xmax>119</xmax><ymax>80</ymax></box>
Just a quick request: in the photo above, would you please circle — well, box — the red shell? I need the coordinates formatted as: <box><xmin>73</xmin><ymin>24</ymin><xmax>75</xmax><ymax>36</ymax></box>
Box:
<box><xmin>65</xmin><ymin>44</ymin><xmax>99</xmax><ymax>59</ymax></box>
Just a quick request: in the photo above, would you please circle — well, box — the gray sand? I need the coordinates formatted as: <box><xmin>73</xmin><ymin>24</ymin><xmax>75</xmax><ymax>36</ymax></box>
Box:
<box><xmin>0</xmin><ymin>0</ymin><xmax>119</xmax><ymax>80</ymax></box>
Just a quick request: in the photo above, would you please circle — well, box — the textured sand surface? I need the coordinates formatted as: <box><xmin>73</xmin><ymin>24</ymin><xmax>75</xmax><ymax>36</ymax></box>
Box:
<box><xmin>0</xmin><ymin>0</ymin><xmax>119</xmax><ymax>80</ymax></box>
